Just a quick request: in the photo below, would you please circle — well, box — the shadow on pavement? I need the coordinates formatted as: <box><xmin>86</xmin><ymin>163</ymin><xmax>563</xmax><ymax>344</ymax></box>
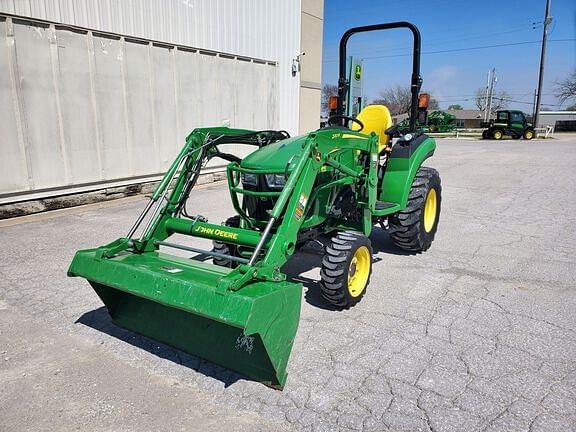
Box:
<box><xmin>76</xmin><ymin>307</ymin><xmax>249</xmax><ymax>388</ymax></box>
<box><xmin>282</xmin><ymin>229</ymin><xmax>412</xmax><ymax>309</ymax></box>
<box><xmin>282</xmin><ymin>239</ymin><xmax>340</xmax><ymax>311</ymax></box>
<box><xmin>369</xmin><ymin>228</ymin><xmax>416</xmax><ymax>256</ymax></box>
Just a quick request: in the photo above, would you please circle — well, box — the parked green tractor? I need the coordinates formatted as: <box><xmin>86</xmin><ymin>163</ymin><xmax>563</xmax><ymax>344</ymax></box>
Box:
<box><xmin>398</xmin><ymin>110</ymin><xmax>456</xmax><ymax>133</ymax></box>
<box><xmin>68</xmin><ymin>22</ymin><xmax>442</xmax><ymax>389</ymax></box>
<box><xmin>482</xmin><ymin>110</ymin><xmax>535</xmax><ymax>140</ymax></box>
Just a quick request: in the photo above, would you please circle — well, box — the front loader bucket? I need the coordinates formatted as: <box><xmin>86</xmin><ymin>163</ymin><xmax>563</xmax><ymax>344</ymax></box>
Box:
<box><xmin>68</xmin><ymin>249</ymin><xmax>302</xmax><ymax>388</ymax></box>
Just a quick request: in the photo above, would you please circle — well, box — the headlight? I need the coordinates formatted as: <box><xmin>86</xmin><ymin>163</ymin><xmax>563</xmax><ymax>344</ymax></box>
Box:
<box><xmin>265</xmin><ymin>174</ymin><xmax>286</xmax><ymax>189</ymax></box>
<box><xmin>241</xmin><ymin>173</ymin><xmax>258</xmax><ymax>186</ymax></box>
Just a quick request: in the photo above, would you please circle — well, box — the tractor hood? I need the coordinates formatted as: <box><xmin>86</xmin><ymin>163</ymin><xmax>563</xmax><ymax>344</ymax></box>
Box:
<box><xmin>240</xmin><ymin>135</ymin><xmax>308</xmax><ymax>171</ymax></box>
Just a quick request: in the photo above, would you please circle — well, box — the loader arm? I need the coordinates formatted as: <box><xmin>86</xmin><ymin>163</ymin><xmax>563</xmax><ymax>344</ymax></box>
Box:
<box><xmin>195</xmin><ymin>129</ymin><xmax>379</xmax><ymax>292</ymax></box>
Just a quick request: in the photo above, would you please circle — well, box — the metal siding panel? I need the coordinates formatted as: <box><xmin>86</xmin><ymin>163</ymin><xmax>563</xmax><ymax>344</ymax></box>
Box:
<box><xmin>267</xmin><ymin>63</ymin><xmax>278</xmax><ymax>128</ymax></box>
<box><xmin>151</xmin><ymin>45</ymin><xmax>179</xmax><ymax>170</ymax></box>
<box><xmin>177</xmin><ymin>1</ymin><xmax>185</xmax><ymax>44</ymax></box>
<box><xmin>0</xmin><ymin>18</ymin><xmax>28</xmax><ymax>194</ymax></box>
<box><xmin>55</xmin><ymin>27</ymin><xmax>100</xmax><ymax>184</ymax></box>
<box><xmin>13</xmin><ymin>21</ymin><xmax>66</xmax><ymax>188</ymax></box>
<box><xmin>235</xmin><ymin>59</ymin><xmax>254</xmax><ymax>128</ymax></box>
<box><xmin>110</xmin><ymin>0</ymin><xmax>123</xmax><ymax>34</ymax></box>
<box><xmin>197</xmin><ymin>51</ymin><xmax>218</xmax><ymax>126</ymax></box>
<box><xmin>92</xmin><ymin>35</ymin><xmax>129</xmax><ymax>180</ymax></box>
<box><xmin>252</xmin><ymin>62</ymin><xmax>269</xmax><ymax>130</ymax></box>
<box><xmin>0</xmin><ymin>1</ymin><xmax>14</xmax><ymax>13</ymax></box>
<box><xmin>123</xmin><ymin>40</ymin><xmax>157</xmax><ymax>176</ymax></box>
<box><xmin>216</xmin><ymin>55</ymin><xmax>236</xmax><ymax>129</ymax></box>
<box><xmin>28</xmin><ymin>0</ymin><xmax>45</xmax><ymax>18</ymax></box>
<box><xmin>175</xmin><ymin>48</ymin><xmax>201</xmax><ymax>138</ymax></box>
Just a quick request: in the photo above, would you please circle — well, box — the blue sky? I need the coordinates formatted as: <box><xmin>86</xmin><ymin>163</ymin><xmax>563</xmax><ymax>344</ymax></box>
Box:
<box><xmin>322</xmin><ymin>0</ymin><xmax>576</xmax><ymax>111</ymax></box>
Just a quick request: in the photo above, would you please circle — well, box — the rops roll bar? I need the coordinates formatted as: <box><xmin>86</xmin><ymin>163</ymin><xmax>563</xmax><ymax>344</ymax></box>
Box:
<box><xmin>337</xmin><ymin>21</ymin><xmax>423</xmax><ymax>132</ymax></box>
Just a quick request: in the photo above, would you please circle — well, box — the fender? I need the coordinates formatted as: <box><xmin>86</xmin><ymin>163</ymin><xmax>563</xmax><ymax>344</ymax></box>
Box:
<box><xmin>379</xmin><ymin>134</ymin><xmax>436</xmax><ymax>208</ymax></box>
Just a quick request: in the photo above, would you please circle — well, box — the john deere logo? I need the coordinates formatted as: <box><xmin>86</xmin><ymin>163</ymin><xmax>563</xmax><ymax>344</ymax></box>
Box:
<box><xmin>354</xmin><ymin>64</ymin><xmax>362</xmax><ymax>81</ymax></box>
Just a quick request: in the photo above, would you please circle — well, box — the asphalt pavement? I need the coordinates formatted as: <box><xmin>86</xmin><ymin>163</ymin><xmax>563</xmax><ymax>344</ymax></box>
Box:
<box><xmin>1</xmin><ymin>136</ymin><xmax>575</xmax><ymax>432</ymax></box>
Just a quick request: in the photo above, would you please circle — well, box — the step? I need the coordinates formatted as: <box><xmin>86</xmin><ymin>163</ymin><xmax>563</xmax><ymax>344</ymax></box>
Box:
<box><xmin>375</xmin><ymin>201</ymin><xmax>396</xmax><ymax>210</ymax></box>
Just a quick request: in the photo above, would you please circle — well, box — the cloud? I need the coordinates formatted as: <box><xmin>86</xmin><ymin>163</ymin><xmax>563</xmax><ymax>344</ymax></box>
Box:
<box><xmin>424</xmin><ymin>65</ymin><xmax>460</xmax><ymax>101</ymax></box>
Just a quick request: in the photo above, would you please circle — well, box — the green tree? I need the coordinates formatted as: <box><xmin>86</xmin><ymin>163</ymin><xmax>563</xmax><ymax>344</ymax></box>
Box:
<box><xmin>447</xmin><ymin>104</ymin><xmax>463</xmax><ymax>110</ymax></box>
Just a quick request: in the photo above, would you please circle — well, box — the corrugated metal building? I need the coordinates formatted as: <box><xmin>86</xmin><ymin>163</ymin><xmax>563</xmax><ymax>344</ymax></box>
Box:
<box><xmin>537</xmin><ymin>111</ymin><xmax>576</xmax><ymax>131</ymax></box>
<box><xmin>0</xmin><ymin>0</ymin><xmax>323</xmax><ymax>208</ymax></box>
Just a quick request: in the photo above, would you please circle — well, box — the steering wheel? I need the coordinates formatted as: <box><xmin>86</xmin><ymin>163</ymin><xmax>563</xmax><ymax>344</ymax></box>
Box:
<box><xmin>327</xmin><ymin>115</ymin><xmax>364</xmax><ymax>131</ymax></box>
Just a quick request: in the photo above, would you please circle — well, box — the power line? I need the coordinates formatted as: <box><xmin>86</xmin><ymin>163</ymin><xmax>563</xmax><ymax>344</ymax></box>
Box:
<box><xmin>492</xmin><ymin>97</ymin><xmax>565</xmax><ymax>107</ymax></box>
<box><xmin>325</xmin><ymin>21</ymin><xmax>544</xmax><ymax>58</ymax></box>
<box><xmin>428</xmin><ymin>92</ymin><xmax>554</xmax><ymax>98</ymax></box>
<box><xmin>323</xmin><ymin>38</ymin><xmax>575</xmax><ymax>63</ymax></box>
<box><xmin>435</xmin><ymin>96</ymin><xmax>566</xmax><ymax>107</ymax></box>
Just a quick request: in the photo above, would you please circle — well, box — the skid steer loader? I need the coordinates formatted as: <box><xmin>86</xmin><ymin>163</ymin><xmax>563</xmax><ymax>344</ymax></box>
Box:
<box><xmin>68</xmin><ymin>21</ymin><xmax>442</xmax><ymax>388</ymax></box>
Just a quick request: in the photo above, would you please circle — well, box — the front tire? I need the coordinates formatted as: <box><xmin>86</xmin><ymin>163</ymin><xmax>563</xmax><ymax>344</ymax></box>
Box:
<box><xmin>523</xmin><ymin>129</ymin><xmax>534</xmax><ymax>140</ymax></box>
<box><xmin>320</xmin><ymin>232</ymin><xmax>373</xmax><ymax>309</ymax></box>
<box><xmin>389</xmin><ymin>167</ymin><xmax>441</xmax><ymax>252</ymax></box>
<box><xmin>492</xmin><ymin>129</ymin><xmax>503</xmax><ymax>140</ymax></box>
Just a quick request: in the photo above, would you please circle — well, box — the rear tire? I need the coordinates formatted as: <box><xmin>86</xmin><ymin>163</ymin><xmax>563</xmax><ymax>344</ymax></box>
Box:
<box><xmin>492</xmin><ymin>129</ymin><xmax>503</xmax><ymax>140</ymax></box>
<box><xmin>212</xmin><ymin>216</ymin><xmax>240</xmax><ymax>268</ymax></box>
<box><xmin>320</xmin><ymin>232</ymin><xmax>373</xmax><ymax>309</ymax></box>
<box><xmin>389</xmin><ymin>167</ymin><xmax>441</xmax><ymax>252</ymax></box>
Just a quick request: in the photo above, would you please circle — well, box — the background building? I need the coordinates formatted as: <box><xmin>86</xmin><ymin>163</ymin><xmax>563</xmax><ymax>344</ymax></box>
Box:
<box><xmin>0</xmin><ymin>0</ymin><xmax>323</xmax><ymax>214</ymax></box>
<box><xmin>444</xmin><ymin>110</ymin><xmax>486</xmax><ymax>129</ymax></box>
<box><xmin>536</xmin><ymin>111</ymin><xmax>576</xmax><ymax>131</ymax></box>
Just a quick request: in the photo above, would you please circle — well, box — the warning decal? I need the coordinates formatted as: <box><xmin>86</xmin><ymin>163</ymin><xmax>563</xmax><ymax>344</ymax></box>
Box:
<box><xmin>294</xmin><ymin>193</ymin><xmax>308</xmax><ymax>221</ymax></box>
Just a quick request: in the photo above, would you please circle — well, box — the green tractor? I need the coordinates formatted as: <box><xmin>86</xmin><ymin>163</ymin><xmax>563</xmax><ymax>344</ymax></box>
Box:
<box><xmin>482</xmin><ymin>110</ymin><xmax>535</xmax><ymax>140</ymax></box>
<box><xmin>398</xmin><ymin>110</ymin><xmax>456</xmax><ymax>133</ymax></box>
<box><xmin>68</xmin><ymin>22</ymin><xmax>441</xmax><ymax>389</ymax></box>
<box><xmin>427</xmin><ymin>110</ymin><xmax>456</xmax><ymax>133</ymax></box>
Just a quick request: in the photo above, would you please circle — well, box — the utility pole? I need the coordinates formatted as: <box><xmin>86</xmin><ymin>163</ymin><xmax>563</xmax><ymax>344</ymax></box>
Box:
<box><xmin>534</xmin><ymin>0</ymin><xmax>553</xmax><ymax>128</ymax></box>
<box><xmin>486</xmin><ymin>68</ymin><xmax>497</xmax><ymax>121</ymax></box>
<box><xmin>532</xmin><ymin>89</ymin><xmax>538</xmax><ymax>120</ymax></box>
<box><xmin>483</xmin><ymin>70</ymin><xmax>492</xmax><ymax>121</ymax></box>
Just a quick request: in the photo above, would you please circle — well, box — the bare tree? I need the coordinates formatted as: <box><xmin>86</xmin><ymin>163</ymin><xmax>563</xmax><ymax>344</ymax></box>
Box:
<box><xmin>554</xmin><ymin>71</ymin><xmax>576</xmax><ymax>105</ymax></box>
<box><xmin>321</xmin><ymin>83</ymin><xmax>339</xmax><ymax>113</ymax></box>
<box><xmin>475</xmin><ymin>88</ymin><xmax>510</xmax><ymax>112</ymax></box>
<box><xmin>372</xmin><ymin>85</ymin><xmax>439</xmax><ymax>114</ymax></box>
<box><xmin>372</xmin><ymin>85</ymin><xmax>413</xmax><ymax>115</ymax></box>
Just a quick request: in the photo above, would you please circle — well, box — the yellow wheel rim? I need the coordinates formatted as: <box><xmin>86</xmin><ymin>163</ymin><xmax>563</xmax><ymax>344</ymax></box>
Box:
<box><xmin>347</xmin><ymin>246</ymin><xmax>371</xmax><ymax>297</ymax></box>
<box><xmin>525</xmin><ymin>131</ymin><xmax>533</xmax><ymax>139</ymax></box>
<box><xmin>494</xmin><ymin>131</ymin><xmax>502</xmax><ymax>139</ymax></box>
<box><xmin>423</xmin><ymin>188</ymin><xmax>437</xmax><ymax>233</ymax></box>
